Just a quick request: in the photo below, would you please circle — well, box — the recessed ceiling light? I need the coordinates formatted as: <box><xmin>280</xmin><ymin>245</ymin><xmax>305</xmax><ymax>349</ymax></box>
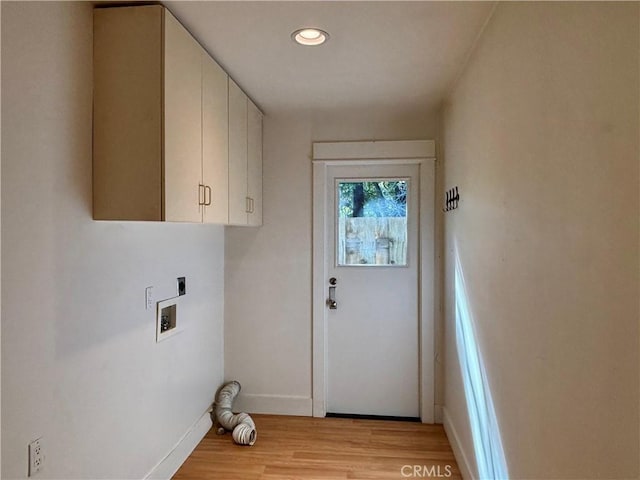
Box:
<box><xmin>291</xmin><ymin>28</ymin><xmax>329</xmax><ymax>46</ymax></box>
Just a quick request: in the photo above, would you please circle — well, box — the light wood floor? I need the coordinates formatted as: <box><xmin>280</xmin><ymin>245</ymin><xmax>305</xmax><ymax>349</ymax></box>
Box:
<box><xmin>173</xmin><ymin>414</ymin><xmax>462</xmax><ymax>480</ymax></box>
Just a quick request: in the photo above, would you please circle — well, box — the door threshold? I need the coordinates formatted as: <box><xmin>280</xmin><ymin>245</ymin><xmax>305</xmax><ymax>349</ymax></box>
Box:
<box><xmin>326</xmin><ymin>412</ymin><xmax>420</xmax><ymax>423</ymax></box>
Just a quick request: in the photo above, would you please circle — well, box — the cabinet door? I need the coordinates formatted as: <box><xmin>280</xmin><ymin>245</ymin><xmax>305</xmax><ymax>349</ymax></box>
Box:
<box><xmin>163</xmin><ymin>10</ymin><xmax>202</xmax><ymax>222</ymax></box>
<box><xmin>228</xmin><ymin>79</ymin><xmax>248</xmax><ymax>225</ymax></box>
<box><xmin>247</xmin><ymin>100</ymin><xmax>263</xmax><ymax>226</ymax></box>
<box><xmin>202</xmin><ymin>53</ymin><xmax>229</xmax><ymax>224</ymax></box>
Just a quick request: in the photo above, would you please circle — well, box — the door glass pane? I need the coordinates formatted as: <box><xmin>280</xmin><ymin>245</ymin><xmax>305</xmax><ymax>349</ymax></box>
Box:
<box><xmin>337</xmin><ymin>180</ymin><xmax>408</xmax><ymax>266</ymax></box>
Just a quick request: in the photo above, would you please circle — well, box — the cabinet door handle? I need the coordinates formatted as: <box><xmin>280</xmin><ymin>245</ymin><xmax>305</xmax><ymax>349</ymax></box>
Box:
<box><xmin>250</xmin><ymin>197</ymin><xmax>255</xmax><ymax>214</ymax></box>
<box><xmin>205</xmin><ymin>185</ymin><xmax>212</xmax><ymax>206</ymax></box>
<box><xmin>198</xmin><ymin>184</ymin><xmax>206</xmax><ymax>206</ymax></box>
<box><xmin>246</xmin><ymin>196</ymin><xmax>251</xmax><ymax>213</ymax></box>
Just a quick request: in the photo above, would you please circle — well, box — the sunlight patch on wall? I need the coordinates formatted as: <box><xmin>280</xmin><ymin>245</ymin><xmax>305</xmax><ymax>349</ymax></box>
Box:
<box><xmin>454</xmin><ymin>250</ymin><xmax>509</xmax><ymax>480</ymax></box>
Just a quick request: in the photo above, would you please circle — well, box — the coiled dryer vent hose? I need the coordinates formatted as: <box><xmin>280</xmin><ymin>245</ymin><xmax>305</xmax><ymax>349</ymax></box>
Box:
<box><xmin>214</xmin><ymin>381</ymin><xmax>256</xmax><ymax>446</ymax></box>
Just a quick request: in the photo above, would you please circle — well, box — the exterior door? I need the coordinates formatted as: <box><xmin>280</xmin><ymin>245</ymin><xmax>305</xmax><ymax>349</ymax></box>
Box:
<box><xmin>326</xmin><ymin>163</ymin><xmax>420</xmax><ymax>417</ymax></box>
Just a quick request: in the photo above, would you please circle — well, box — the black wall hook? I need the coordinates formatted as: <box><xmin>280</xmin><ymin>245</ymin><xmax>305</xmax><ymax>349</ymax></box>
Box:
<box><xmin>443</xmin><ymin>186</ymin><xmax>460</xmax><ymax>212</ymax></box>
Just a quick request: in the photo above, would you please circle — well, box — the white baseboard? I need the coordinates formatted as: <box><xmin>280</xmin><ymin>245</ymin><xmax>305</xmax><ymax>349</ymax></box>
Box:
<box><xmin>233</xmin><ymin>393</ymin><xmax>313</xmax><ymax>416</ymax></box>
<box><xmin>145</xmin><ymin>409</ymin><xmax>212</xmax><ymax>480</ymax></box>
<box><xmin>442</xmin><ymin>407</ymin><xmax>475</xmax><ymax>480</ymax></box>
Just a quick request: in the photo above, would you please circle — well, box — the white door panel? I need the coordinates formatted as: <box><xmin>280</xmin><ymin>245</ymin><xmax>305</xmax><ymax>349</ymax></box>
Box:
<box><xmin>326</xmin><ymin>163</ymin><xmax>420</xmax><ymax>417</ymax></box>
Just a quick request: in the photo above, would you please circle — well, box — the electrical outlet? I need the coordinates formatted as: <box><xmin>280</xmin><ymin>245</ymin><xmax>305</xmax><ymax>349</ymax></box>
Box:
<box><xmin>177</xmin><ymin>277</ymin><xmax>186</xmax><ymax>296</ymax></box>
<box><xmin>145</xmin><ymin>286</ymin><xmax>154</xmax><ymax>310</ymax></box>
<box><xmin>28</xmin><ymin>437</ymin><xmax>44</xmax><ymax>476</ymax></box>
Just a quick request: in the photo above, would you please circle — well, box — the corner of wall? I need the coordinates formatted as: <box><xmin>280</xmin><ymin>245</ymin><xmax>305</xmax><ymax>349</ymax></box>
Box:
<box><xmin>442</xmin><ymin>407</ymin><xmax>475</xmax><ymax>480</ymax></box>
<box><xmin>145</xmin><ymin>410</ymin><xmax>213</xmax><ymax>480</ymax></box>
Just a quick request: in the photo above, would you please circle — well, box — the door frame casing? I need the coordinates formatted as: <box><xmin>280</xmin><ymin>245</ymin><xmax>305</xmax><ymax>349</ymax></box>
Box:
<box><xmin>312</xmin><ymin>140</ymin><xmax>436</xmax><ymax>423</ymax></box>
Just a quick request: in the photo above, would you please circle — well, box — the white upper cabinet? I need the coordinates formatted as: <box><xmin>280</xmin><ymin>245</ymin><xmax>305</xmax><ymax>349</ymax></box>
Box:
<box><xmin>202</xmin><ymin>52</ymin><xmax>229</xmax><ymax>224</ymax></box>
<box><xmin>93</xmin><ymin>5</ymin><xmax>165</xmax><ymax>221</ymax></box>
<box><xmin>163</xmin><ymin>10</ymin><xmax>202</xmax><ymax>223</ymax></box>
<box><xmin>228</xmin><ymin>80</ymin><xmax>263</xmax><ymax>226</ymax></box>
<box><xmin>247</xmin><ymin>99</ymin><xmax>263</xmax><ymax>226</ymax></box>
<box><xmin>228</xmin><ymin>79</ymin><xmax>249</xmax><ymax>225</ymax></box>
<box><xmin>93</xmin><ymin>5</ymin><xmax>260</xmax><ymax>226</ymax></box>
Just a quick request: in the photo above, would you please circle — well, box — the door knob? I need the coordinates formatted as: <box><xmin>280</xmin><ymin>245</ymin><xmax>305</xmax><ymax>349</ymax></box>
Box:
<box><xmin>327</xmin><ymin>285</ymin><xmax>337</xmax><ymax>309</ymax></box>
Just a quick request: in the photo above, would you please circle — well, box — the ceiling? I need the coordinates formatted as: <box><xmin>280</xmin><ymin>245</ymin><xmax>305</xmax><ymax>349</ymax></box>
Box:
<box><xmin>163</xmin><ymin>1</ymin><xmax>496</xmax><ymax>115</ymax></box>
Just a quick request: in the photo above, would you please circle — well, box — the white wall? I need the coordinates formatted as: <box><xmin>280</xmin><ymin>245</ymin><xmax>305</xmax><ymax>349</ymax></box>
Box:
<box><xmin>1</xmin><ymin>3</ymin><xmax>224</xmax><ymax>478</ymax></box>
<box><xmin>225</xmin><ymin>108</ymin><xmax>441</xmax><ymax>414</ymax></box>
<box><xmin>442</xmin><ymin>3</ymin><xmax>639</xmax><ymax>479</ymax></box>
<box><xmin>0</xmin><ymin>2</ymin><xmax>3</xmax><ymax>475</ymax></box>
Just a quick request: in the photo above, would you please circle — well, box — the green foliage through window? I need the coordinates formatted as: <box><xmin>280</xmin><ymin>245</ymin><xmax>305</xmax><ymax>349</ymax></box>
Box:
<box><xmin>338</xmin><ymin>181</ymin><xmax>407</xmax><ymax>218</ymax></box>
